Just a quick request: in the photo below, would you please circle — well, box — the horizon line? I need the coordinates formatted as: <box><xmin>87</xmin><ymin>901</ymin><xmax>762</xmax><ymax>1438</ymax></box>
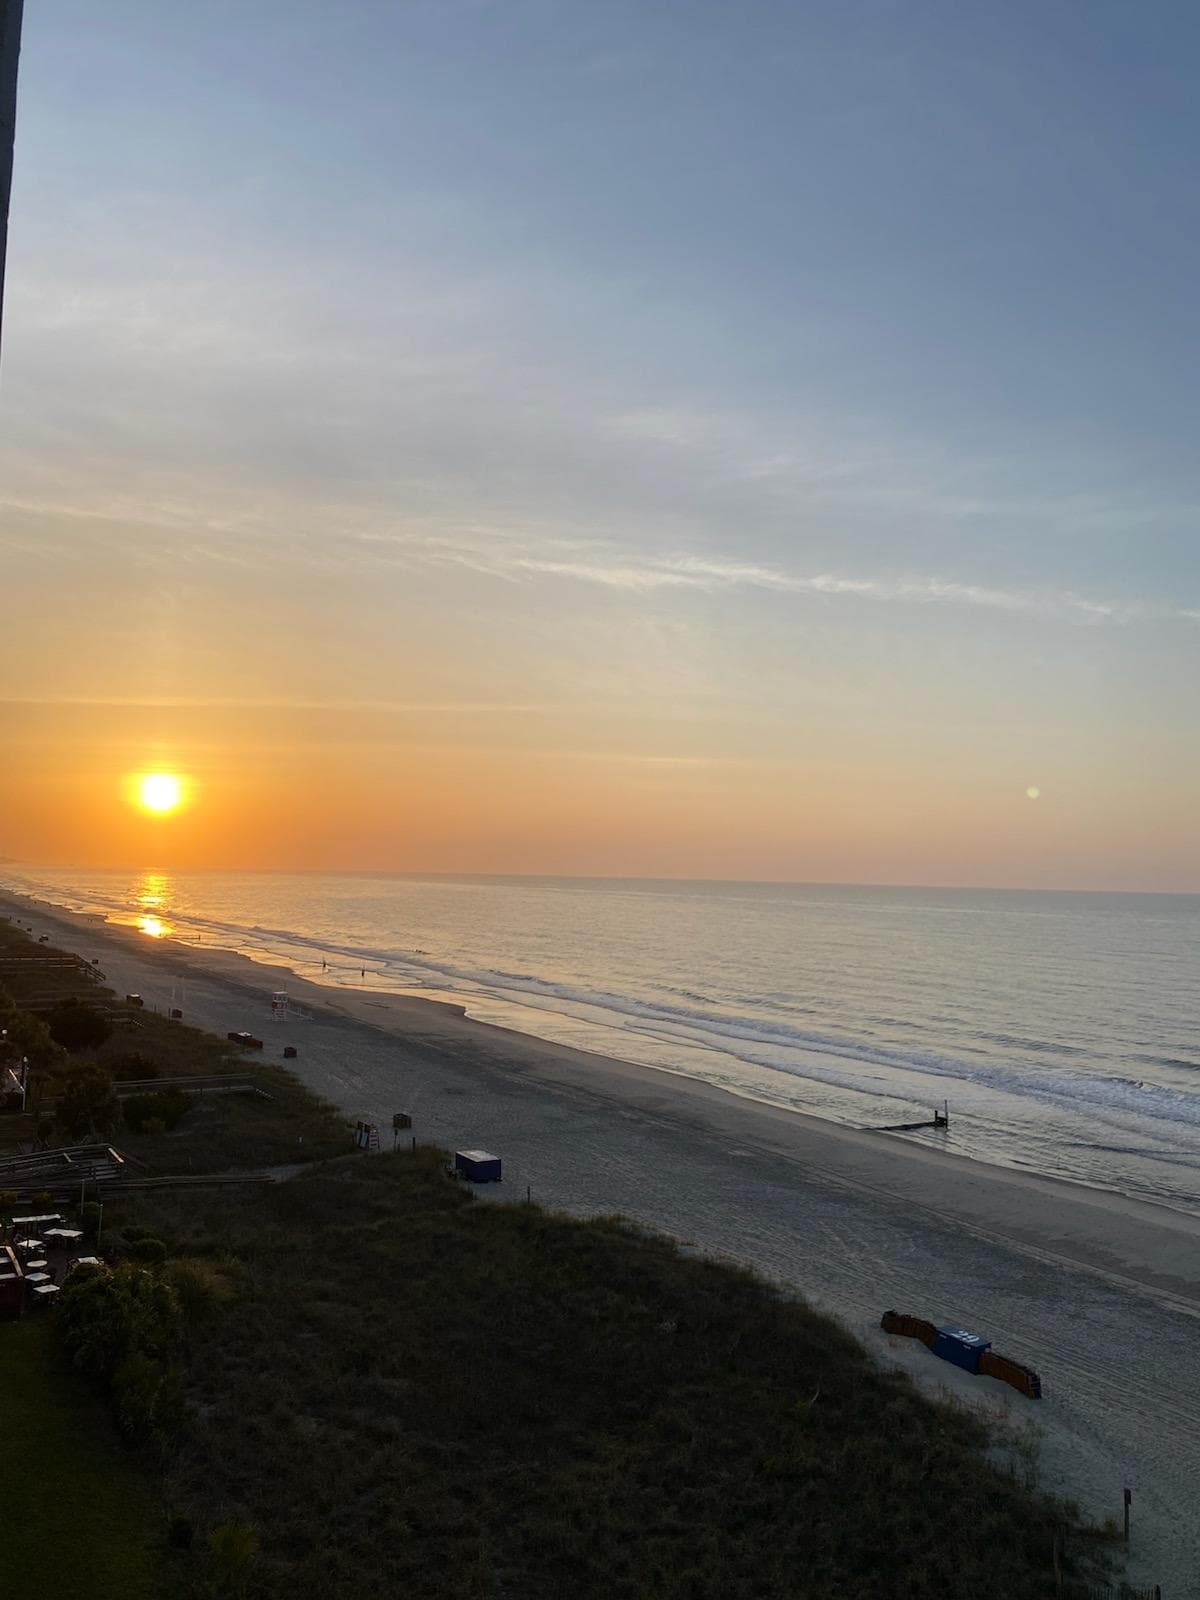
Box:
<box><xmin>2</xmin><ymin>863</ymin><xmax>1196</xmax><ymax>899</ymax></box>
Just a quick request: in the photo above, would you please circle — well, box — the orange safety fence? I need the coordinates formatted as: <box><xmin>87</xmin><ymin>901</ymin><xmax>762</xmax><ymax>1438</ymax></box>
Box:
<box><xmin>977</xmin><ymin>1349</ymin><xmax>1042</xmax><ymax>1399</ymax></box>
<box><xmin>880</xmin><ymin>1312</ymin><xmax>1042</xmax><ymax>1398</ymax></box>
<box><xmin>879</xmin><ymin>1310</ymin><xmax>937</xmax><ymax>1347</ymax></box>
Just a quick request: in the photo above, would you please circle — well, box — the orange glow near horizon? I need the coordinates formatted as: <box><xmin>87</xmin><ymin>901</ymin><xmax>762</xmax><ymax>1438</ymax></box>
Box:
<box><xmin>0</xmin><ymin>698</ymin><xmax>1192</xmax><ymax>891</ymax></box>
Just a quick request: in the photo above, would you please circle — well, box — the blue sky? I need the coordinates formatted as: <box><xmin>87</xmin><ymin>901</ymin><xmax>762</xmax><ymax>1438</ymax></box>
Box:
<box><xmin>1</xmin><ymin>1</ymin><xmax>1197</xmax><ymax>884</ymax></box>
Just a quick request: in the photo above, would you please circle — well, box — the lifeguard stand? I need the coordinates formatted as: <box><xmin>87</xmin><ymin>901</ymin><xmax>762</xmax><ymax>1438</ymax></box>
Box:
<box><xmin>269</xmin><ymin>989</ymin><xmax>310</xmax><ymax>1023</ymax></box>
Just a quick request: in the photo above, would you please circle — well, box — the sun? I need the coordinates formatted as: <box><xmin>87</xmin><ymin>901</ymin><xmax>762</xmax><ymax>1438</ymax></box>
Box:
<box><xmin>138</xmin><ymin>773</ymin><xmax>183</xmax><ymax>815</ymax></box>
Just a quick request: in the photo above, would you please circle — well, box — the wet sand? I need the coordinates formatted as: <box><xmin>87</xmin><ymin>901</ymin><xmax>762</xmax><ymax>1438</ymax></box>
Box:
<box><xmin>3</xmin><ymin>886</ymin><xmax>1196</xmax><ymax>1592</ymax></box>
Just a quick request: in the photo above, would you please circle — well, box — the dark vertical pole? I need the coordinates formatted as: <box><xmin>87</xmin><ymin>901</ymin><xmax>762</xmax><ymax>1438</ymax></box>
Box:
<box><xmin>0</xmin><ymin>0</ymin><xmax>24</xmax><ymax>361</ymax></box>
<box><xmin>1123</xmin><ymin>1486</ymin><xmax>1131</xmax><ymax>1546</ymax></box>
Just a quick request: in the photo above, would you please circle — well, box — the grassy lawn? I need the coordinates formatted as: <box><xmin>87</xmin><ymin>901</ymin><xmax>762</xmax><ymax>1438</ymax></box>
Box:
<box><xmin>0</xmin><ymin>1318</ymin><xmax>161</xmax><ymax>1599</ymax></box>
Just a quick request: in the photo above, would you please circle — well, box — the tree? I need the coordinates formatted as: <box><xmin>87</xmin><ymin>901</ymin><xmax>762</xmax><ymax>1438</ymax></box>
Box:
<box><xmin>0</xmin><ymin>1004</ymin><xmax>64</xmax><ymax>1072</ymax></box>
<box><xmin>57</xmin><ymin>1261</ymin><xmax>181</xmax><ymax>1374</ymax></box>
<box><xmin>126</xmin><ymin>1236</ymin><xmax>168</xmax><ymax>1265</ymax></box>
<box><xmin>55</xmin><ymin>1062</ymin><xmax>119</xmax><ymax>1140</ymax></box>
<box><xmin>47</xmin><ymin>999</ymin><xmax>112</xmax><ymax>1052</ymax></box>
<box><xmin>56</xmin><ymin>1262</ymin><xmax>183</xmax><ymax>1443</ymax></box>
<box><xmin>55</xmin><ymin>1264</ymin><xmax>131</xmax><ymax>1380</ymax></box>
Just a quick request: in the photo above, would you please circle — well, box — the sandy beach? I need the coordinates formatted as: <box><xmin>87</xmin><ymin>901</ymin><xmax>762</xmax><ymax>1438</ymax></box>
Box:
<box><xmin>4</xmin><ymin>886</ymin><xmax>1197</xmax><ymax>1594</ymax></box>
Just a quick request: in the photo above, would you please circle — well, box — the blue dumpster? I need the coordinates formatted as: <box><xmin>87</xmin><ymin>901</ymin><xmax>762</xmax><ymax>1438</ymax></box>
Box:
<box><xmin>931</xmin><ymin>1326</ymin><xmax>991</xmax><ymax>1375</ymax></box>
<box><xmin>454</xmin><ymin>1150</ymin><xmax>502</xmax><ymax>1183</ymax></box>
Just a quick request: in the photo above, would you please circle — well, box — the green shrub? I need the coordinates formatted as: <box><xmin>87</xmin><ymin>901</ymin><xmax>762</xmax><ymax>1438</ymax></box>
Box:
<box><xmin>156</xmin><ymin>1087</ymin><xmax>192</xmax><ymax>1130</ymax></box>
<box><xmin>55</xmin><ymin>1265</ymin><xmax>128</xmax><ymax>1381</ymax></box>
<box><xmin>123</xmin><ymin>1088</ymin><xmax>192</xmax><ymax>1136</ymax></box>
<box><xmin>0</xmin><ymin>1187</ymin><xmax>16</xmax><ymax>1212</ymax></box>
<box><xmin>164</xmin><ymin>1257</ymin><xmax>239</xmax><ymax>1323</ymax></box>
<box><xmin>59</xmin><ymin>1262</ymin><xmax>181</xmax><ymax>1371</ymax></box>
<box><xmin>126</xmin><ymin>1237</ymin><xmax>168</xmax><ymax>1266</ymax></box>
<box><xmin>47</xmin><ymin>1000</ymin><xmax>112</xmax><ymax>1053</ymax></box>
<box><xmin>105</xmin><ymin>1052</ymin><xmax>160</xmax><ymax>1082</ymax></box>
<box><xmin>55</xmin><ymin>1063</ymin><xmax>119</xmax><ymax>1140</ymax></box>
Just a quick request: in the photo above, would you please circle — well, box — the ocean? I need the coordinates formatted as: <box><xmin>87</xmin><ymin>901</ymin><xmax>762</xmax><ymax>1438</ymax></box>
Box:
<box><xmin>5</xmin><ymin>867</ymin><xmax>1199</xmax><ymax>1216</ymax></box>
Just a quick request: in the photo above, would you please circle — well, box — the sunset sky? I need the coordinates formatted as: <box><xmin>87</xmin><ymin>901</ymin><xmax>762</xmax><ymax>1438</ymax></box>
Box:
<box><xmin>2</xmin><ymin>1</ymin><xmax>1197</xmax><ymax>888</ymax></box>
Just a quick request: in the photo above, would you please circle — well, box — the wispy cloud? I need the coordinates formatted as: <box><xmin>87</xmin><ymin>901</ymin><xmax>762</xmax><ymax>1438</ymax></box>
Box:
<box><xmin>8</xmin><ymin>474</ymin><xmax>1192</xmax><ymax>627</ymax></box>
<box><xmin>0</xmin><ymin>696</ymin><xmax>547</xmax><ymax>714</ymax></box>
<box><xmin>405</xmin><ymin>538</ymin><xmax>1184</xmax><ymax>625</ymax></box>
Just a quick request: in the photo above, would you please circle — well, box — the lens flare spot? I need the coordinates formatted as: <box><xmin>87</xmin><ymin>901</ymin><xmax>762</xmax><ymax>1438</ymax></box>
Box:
<box><xmin>1026</xmin><ymin>786</ymin><xmax>1041</xmax><ymax>800</ymax></box>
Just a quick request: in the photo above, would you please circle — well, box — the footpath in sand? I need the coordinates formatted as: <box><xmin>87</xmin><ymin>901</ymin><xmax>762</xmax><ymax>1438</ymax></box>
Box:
<box><xmin>4</xmin><ymin>888</ymin><xmax>1197</xmax><ymax>1595</ymax></box>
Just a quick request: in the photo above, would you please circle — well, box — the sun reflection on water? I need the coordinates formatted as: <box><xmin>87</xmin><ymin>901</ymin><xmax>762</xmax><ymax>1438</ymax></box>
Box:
<box><xmin>138</xmin><ymin>871</ymin><xmax>169</xmax><ymax>909</ymax></box>
<box><xmin>134</xmin><ymin>872</ymin><xmax>173</xmax><ymax>938</ymax></box>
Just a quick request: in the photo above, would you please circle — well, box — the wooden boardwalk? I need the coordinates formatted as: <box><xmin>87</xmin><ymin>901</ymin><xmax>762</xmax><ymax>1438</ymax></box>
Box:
<box><xmin>111</xmin><ymin>1072</ymin><xmax>274</xmax><ymax>1101</ymax></box>
<box><xmin>0</xmin><ymin>1143</ymin><xmax>128</xmax><ymax>1194</ymax></box>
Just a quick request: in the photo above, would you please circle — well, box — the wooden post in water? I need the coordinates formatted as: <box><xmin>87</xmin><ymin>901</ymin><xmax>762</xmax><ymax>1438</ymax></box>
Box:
<box><xmin>1123</xmin><ymin>1485</ymin><xmax>1131</xmax><ymax>1545</ymax></box>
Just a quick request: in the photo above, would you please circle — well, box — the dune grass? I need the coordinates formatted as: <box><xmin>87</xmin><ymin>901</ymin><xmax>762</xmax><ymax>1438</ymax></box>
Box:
<box><xmin>112</xmin><ymin>1153</ymin><xmax>1107</xmax><ymax>1600</ymax></box>
<box><xmin>0</xmin><ymin>1318</ymin><xmax>161</xmax><ymax>1599</ymax></box>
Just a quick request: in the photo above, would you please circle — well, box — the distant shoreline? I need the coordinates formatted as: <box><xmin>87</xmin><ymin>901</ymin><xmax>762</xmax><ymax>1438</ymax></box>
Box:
<box><xmin>4</xmin><ymin>882</ymin><xmax>1199</xmax><ymax>1302</ymax></box>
